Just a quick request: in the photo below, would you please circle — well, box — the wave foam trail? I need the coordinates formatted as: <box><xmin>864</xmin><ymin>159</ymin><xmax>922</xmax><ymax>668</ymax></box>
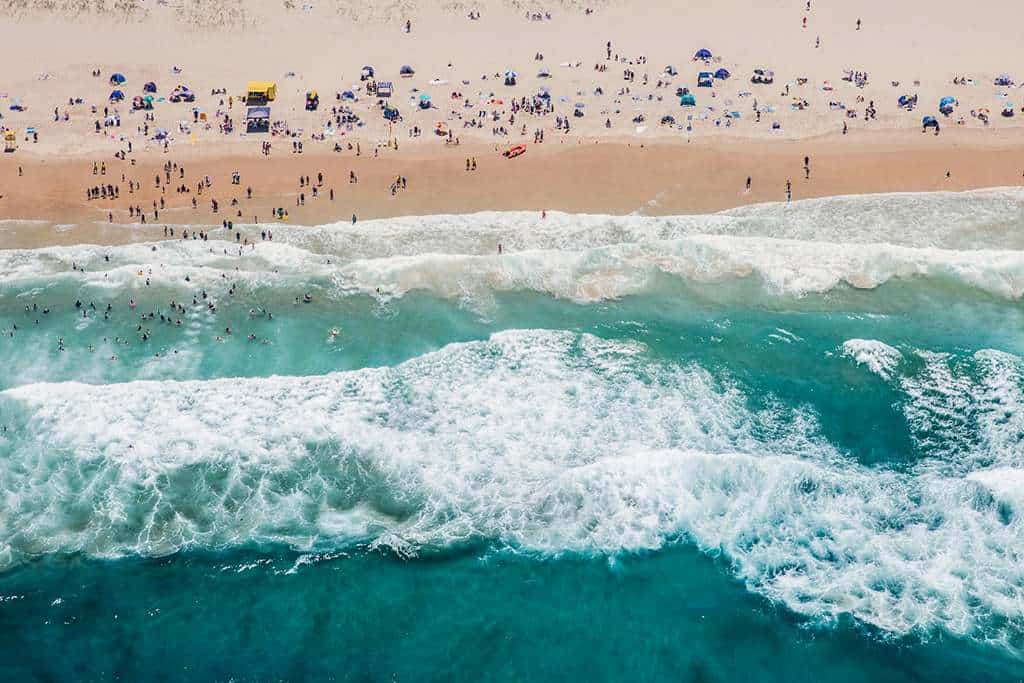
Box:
<box><xmin>2</xmin><ymin>234</ymin><xmax>1024</xmax><ymax>305</ymax></box>
<box><xmin>842</xmin><ymin>339</ymin><xmax>903</xmax><ymax>380</ymax></box>
<box><xmin>1</xmin><ymin>330</ymin><xmax>1022</xmax><ymax>647</ymax></box>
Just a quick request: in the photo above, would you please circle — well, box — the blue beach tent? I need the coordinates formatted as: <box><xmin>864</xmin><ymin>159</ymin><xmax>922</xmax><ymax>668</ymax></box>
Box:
<box><xmin>109</xmin><ymin>90</ymin><xmax>125</xmax><ymax>101</ymax></box>
<box><xmin>714</xmin><ymin>68</ymin><xmax>730</xmax><ymax>80</ymax></box>
<box><xmin>109</xmin><ymin>73</ymin><xmax>126</xmax><ymax>85</ymax></box>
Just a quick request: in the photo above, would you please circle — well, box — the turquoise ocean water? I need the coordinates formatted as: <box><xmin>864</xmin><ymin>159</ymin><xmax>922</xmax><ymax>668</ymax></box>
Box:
<box><xmin>1</xmin><ymin>190</ymin><xmax>1023</xmax><ymax>680</ymax></box>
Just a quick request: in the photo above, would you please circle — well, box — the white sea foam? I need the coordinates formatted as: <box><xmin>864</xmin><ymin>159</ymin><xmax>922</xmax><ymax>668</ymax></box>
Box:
<box><xmin>1</xmin><ymin>233</ymin><xmax>1023</xmax><ymax>305</ymax></box>
<box><xmin>842</xmin><ymin>339</ymin><xmax>903</xmax><ymax>380</ymax></box>
<box><xmin>1</xmin><ymin>330</ymin><xmax>1021</xmax><ymax>647</ymax></box>
<box><xmin>2</xmin><ymin>189</ymin><xmax>1023</xmax><ymax>303</ymax></box>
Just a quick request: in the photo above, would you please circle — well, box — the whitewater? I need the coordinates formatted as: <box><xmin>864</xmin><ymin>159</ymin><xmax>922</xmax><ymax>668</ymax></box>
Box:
<box><xmin>1</xmin><ymin>189</ymin><xmax>1023</xmax><ymax>681</ymax></box>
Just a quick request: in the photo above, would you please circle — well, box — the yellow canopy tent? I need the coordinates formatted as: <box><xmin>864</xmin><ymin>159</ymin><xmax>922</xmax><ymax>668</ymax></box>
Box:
<box><xmin>246</xmin><ymin>81</ymin><xmax>277</xmax><ymax>103</ymax></box>
<box><xmin>3</xmin><ymin>130</ymin><xmax>16</xmax><ymax>152</ymax></box>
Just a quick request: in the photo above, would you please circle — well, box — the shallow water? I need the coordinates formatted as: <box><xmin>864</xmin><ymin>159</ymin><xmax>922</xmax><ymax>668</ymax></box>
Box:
<box><xmin>1</xmin><ymin>191</ymin><xmax>1023</xmax><ymax>680</ymax></box>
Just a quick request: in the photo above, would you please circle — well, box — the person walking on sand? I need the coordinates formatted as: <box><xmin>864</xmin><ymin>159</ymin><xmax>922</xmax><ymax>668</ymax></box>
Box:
<box><xmin>745</xmin><ymin>176</ymin><xmax>751</xmax><ymax>191</ymax></box>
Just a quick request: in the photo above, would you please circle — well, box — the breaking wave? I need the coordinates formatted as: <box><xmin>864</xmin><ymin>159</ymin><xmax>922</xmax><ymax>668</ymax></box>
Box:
<box><xmin>1</xmin><ymin>330</ymin><xmax>1022</xmax><ymax>649</ymax></box>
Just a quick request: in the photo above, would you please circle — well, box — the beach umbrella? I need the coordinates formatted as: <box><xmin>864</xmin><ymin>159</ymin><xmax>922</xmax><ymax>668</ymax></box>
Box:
<box><xmin>922</xmin><ymin>115</ymin><xmax>938</xmax><ymax>127</ymax></box>
<box><xmin>714</xmin><ymin>68</ymin><xmax>730</xmax><ymax>80</ymax></box>
<box><xmin>504</xmin><ymin>70</ymin><xmax>518</xmax><ymax>78</ymax></box>
<box><xmin>109</xmin><ymin>73</ymin><xmax>126</xmax><ymax>85</ymax></box>
<box><xmin>143</xmin><ymin>81</ymin><xmax>157</xmax><ymax>93</ymax></box>
<box><xmin>939</xmin><ymin>96</ymin><xmax>955</xmax><ymax>108</ymax></box>
<box><xmin>400</xmin><ymin>65</ymin><xmax>415</xmax><ymax>75</ymax></box>
<box><xmin>109</xmin><ymin>90</ymin><xmax>125</xmax><ymax>101</ymax></box>
<box><xmin>694</xmin><ymin>48</ymin><xmax>712</xmax><ymax>60</ymax></box>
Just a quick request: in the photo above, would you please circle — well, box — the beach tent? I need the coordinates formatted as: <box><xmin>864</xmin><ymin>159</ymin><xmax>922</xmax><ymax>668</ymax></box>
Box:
<box><xmin>419</xmin><ymin>93</ymin><xmax>431</xmax><ymax>109</ymax></box>
<box><xmin>170</xmin><ymin>86</ymin><xmax>194</xmax><ymax>103</ymax></box>
<box><xmin>143</xmin><ymin>81</ymin><xmax>157</xmax><ymax>93</ymax></box>
<box><xmin>504</xmin><ymin>70</ymin><xmax>518</xmax><ymax>86</ymax></box>
<box><xmin>246</xmin><ymin>106</ymin><xmax>270</xmax><ymax>132</ymax></box>
<box><xmin>246</xmin><ymin>81</ymin><xmax>277</xmax><ymax>103</ymax></box>
<box><xmin>661</xmin><ymin>115</ymin><xmax>676</xmax><ymax>125</ymax></box>
<box><xmin>109</xmin><ymin>73</ymin><xmax>126</xmax><ymax>85</ymax></box>
<box><xmin>400</xmin><ymin>65</ymin><xmax>415</xmax><ymax>77</ymax></box>
<box><xmin>340</xmin><ymin>90</ymin><xmax>356</xmax><ymax>100</ymax></box>
<box><xmin>897</xmin><ymin>94</ymin><xmax>916</xmax><ymax>109</ymax></box>
<box><xmin>939</xmin><ymin>96</ymin><xmax>956</xmax><ymax>115</ymax></box>
<box><xmin>383</xmin><ymin>105</ymin><xmax>400</xmax><ymax>121</ymax></box>
<box><xmin>694</xmin><ymin>48</ymin><xmax>712</xmax><ymax>61</ymax></box>
<box><xmin>714</xmin><ymin>68</ymin><xmax>730</xmax><ymax>80</ymax></box>
<box><xmin>361</xmin><ymin>65</ymin><xmax>375</xmax><ymax>79</ymax></box>
<box><xmin>109</xmin><ymin>90</ymin><xmax>125</xmax><ymax>102</ymax></box>
<box><xmin>680</xmin><ymin>93</ymin><xmax>696</xmax><ymax>106</ymax></box>
<box><xmin>922</xmin><ymin>115</ymin><xmax>939</xmax><ymax>130</ymax></box>
<box><xmin>377</xmin><ymin>81</ymin><xmax>393</xmax><ymax>97</ymax></box>
<box><xmin>697</xmin><ymin>72</ymin><xmax>714</xmax><ymax>87</ymax></box>
<box><xmin>573</xmin><ymin>102</ymin><xmax>585</xmax><ymax>117</ymax></box>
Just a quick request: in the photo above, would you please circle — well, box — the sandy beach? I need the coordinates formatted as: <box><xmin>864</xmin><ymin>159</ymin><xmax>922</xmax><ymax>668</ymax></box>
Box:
<box><xmin>2</xmin><ymin>0</ymin><xmax>1024</xmax><ymax>246</ymax></box>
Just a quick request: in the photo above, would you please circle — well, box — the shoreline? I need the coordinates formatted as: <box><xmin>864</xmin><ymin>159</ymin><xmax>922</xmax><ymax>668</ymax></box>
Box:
<box><xmin>2</xmin><ymin>130</ymin><xmax>1023</xmax><ymax>249</ymax></box>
